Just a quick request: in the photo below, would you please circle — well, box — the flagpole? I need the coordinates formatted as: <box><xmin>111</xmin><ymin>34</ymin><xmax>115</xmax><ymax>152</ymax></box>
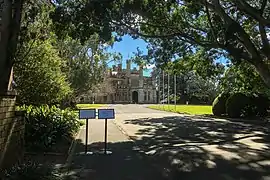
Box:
<box><xmin>162</xmin><ymin>70</ymin><xmax>165</xmax><ymax>110</ymax></box>
<box><xmin>174</xmin><ymin>74</ymin><xmax>177</xmax><ymax>111</ymax></box>
<box><xmin>158</xmin><ymin>69</ymin><xmax>161</xmax><ymax>107</ymax></box>
<box><xmin>167</xmin><ymin>73</ymin><xmax>170</xmax><ymax>110</ymax></box>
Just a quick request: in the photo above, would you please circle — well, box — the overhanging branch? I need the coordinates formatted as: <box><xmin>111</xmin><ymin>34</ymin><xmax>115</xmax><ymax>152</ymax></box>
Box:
<box><xmin>232</xmin><ymin>0</ymin><xmax>270</xmax><ymax>27</ymax></box>
<box><xmin>111</xmin><ymin>20</ymin><xmax>219</xmax><ymax>49</ymax></box>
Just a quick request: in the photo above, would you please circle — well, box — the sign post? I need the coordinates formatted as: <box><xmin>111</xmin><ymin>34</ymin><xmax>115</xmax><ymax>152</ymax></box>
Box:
<box><xmin>79</xmin><ymin>109</ymin><xmax>96</xmax><ymax>155</ymax></box>
<box><xmin>98</xmin><ymin>109</ymin><xmax>115</xmax><ymax>155</ymax></box>
<box><xmin>85</xmin><ymin>118</ymin><xmax>89</xmax><ymax>154</ymax></box>
<box><xmin>104</xmin><ymin>118</ymin><xmax>108</xmax><ymax>154</ymax></box>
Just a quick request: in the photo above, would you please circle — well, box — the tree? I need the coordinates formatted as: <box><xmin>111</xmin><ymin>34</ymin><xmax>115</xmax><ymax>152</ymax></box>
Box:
<box><xmin>14</xmin><ymin>39</ymin><xmax>72</xmax><ymax>105</ymax></box>
<box><xmin>57</xmin><ymin>34</ymin><xmax>122</xmax><ymax>102</ymax></box>
<box><xmin>154</xmin><ymin>68</ymin><xmax>219</xmax><ymax>104</ymax></box>
<box><xmin>13</xmin><ymin>1</ymin><xmax>72</xmax><ymax>105</ymax></box>
<box><xmin>57</xmin><ymin>35</ymin><xmax>109</xmax><ymax>98</ymax></box>
<box><xmin>220</xmin><ymin>62</ymin><xmax>270</xmax><ymax>95</ymax></box>
<box><xmin>51</xmin><ymin>0</ymin><xmax>270</xmax><ymax>88</ymax></box>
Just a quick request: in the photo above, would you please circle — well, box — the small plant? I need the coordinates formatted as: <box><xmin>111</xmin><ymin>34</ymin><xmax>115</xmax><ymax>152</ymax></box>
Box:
<box><xmin>17</xmin><ymin>105</ymin><xmax>81</xmax><ymax>151</ymax></box>
<box><xmin>2</xmin><ymin>161</ymin><xmax>64</xmax><ymax>180</ymax></box>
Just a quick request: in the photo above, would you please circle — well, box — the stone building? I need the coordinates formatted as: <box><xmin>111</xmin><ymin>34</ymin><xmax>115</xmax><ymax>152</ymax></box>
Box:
<box><xmin>91</xmin><ymin>60</ymin><xmax>157</xmax><ymax>104</ymax></box>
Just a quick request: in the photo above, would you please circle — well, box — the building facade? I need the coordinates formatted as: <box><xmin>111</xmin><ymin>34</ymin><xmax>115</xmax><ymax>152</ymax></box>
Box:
<box><xmin>90</xmin><ymin>60</ymin><xmax>157</xmax><ymax>104</ymax></box>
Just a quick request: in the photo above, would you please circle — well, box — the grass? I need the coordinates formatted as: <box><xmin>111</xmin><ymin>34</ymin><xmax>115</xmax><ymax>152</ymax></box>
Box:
<box><xmin>149</xmin><ymin>104</ymin><xmax>212</xmax><ymax>115</ymax></box>
<box><xmin>76</xmin><ymin>104</ymin><xmax>106</xmax><ymax>109</ymax></box>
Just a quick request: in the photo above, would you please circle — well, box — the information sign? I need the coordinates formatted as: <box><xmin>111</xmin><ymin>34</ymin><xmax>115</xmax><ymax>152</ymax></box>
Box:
<box><xmin>98</xmin><ymin>109</ymin><xmax>115</xmax><ymax>119</ymax></box>
<box><xmin>79</xmin><ymin>109</ymin><xmax>96</xmax><ymax>119</ymax></box>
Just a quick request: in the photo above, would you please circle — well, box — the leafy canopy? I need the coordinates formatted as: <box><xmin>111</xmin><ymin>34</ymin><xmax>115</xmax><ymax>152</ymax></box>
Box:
<box><xmin>51</xmin><ymin>0</ymin><xmax>270</xmax><ymax>86</ymax></box>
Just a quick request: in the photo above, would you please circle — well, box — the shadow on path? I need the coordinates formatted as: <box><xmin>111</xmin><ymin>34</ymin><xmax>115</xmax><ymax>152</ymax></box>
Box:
<box><xmin>122</xmin><ymin>116</ymin><xmax>270</xmax><ymax>180</ymax></box>
<box><xmin>66</xmin><ymin>115</ymin><xmax>270</xmax><ymax>180</ymax></box>
<box><xmin>67</xmin><ymin>140</ymin><xmax>166</xmax><ymax>180</ymax></box>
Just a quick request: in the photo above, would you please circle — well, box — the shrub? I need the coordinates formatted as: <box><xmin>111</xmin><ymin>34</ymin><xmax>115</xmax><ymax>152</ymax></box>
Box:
<box><xmin>17</xmin><ymin>105</ymin><xmax>81</xmax><ymax>150</ymax></box>
<box><xmin>250</xmin><ymin>94</ymin><xmax>269</xmax><ymax>117</ymax></box>
<box><xmin>212</xmin><ymin>92</ymin><xmax>230</xmax><ymax>116</ymax></box>
<box><xmin>2</xmin><ymin>161</ymin><xmax>64</xmax><ymax>180</ymax></box>
<box><xmin>226</xmin><ymin>93</ymin><xmax>250</xmax><ymax>118</ymax></box>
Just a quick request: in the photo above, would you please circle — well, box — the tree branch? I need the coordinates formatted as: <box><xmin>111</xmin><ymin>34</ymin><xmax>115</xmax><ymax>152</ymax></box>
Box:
<box><xmin>204</xmin><ymin>0</ymin><xmax>219</xmax><ymax>45</ymax></box>
<box><xmin>259</xmin><ymin>23</ymin><xmax>270</xmax><ymax>59</ymax></box>
<box><xmin>260</xmin><ymin>0</ymin><xmax>267</xmax><ymax>15</ymax></box>
<box><xmin>210</xmin><ymin>0</ymin><xmax>262</xmax><ymax>62</ymax></box>
<box><xmin>14</xmin><ymin>38</ymin><xmax>37</xmax><ymax>63</ymax></box>
<box><xmin>111</xmin><ymin>20</ymin><xmax>219</xmax><ymax>49</ymax></box>
<box><xmin>231</xmin><ymin>0</ymin><xmax>270</xmax><ymax>27</ymax></box>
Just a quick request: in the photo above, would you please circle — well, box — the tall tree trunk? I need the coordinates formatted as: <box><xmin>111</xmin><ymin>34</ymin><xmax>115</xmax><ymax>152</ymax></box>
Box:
<box><xmin>0</xmin><ymin>0</ymin><xmax>23</xmax><ymax>92</ymax></box>
<box><xmin>0</xmin><ymin>0</ymin><xmax>12</xmax><ymax>92</ymax></box>
<box><xmin>254</xmin><ymin>61</ymin><xmax>270</xmax><ymax>88</ymax></box>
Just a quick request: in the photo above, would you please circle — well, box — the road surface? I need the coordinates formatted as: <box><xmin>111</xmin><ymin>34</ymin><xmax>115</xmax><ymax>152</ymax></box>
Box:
<box><xmin>68</xmin><ymin>104</ymin><xmax>270</xmax><ymax>180</ymax></box>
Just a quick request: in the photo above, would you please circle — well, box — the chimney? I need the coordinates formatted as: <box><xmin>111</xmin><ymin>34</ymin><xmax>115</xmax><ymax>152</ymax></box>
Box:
<box><xmin>118</xmin><ymin>63</ymin><xmax>122</xmax><ymax>72</ymax></box>
<box><xmin>139</xmin><ymin>65</ymin><xmax>144</xmax><ymax>88</ymax></box>
<box><xmin>126</xmin><ymin>60</ymin><xmax>131</xmax><ymax>77</ymax></box>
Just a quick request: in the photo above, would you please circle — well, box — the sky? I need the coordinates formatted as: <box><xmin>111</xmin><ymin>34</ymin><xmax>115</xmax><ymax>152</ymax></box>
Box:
<box><xmin>107</xmin><ymin>35</ymin><xmax>229</xmax><ymax>77</ymax></box>
<box><xmin>107</xmin><ymin>35</ymin><xmax>153</xmax><ymax>76</ymax></box>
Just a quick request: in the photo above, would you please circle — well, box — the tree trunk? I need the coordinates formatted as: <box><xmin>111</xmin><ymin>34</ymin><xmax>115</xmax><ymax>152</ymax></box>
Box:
<box><xmin>0</xmin><ymin>0</ymin><xmax>12</xmax><ymax>92</ymax></box>
<box><xmin>0</xmin><ymin>0</ymin><xmax>23</xmax><ymax>92</ymax></box>
<box><xmin>254</xmin><ymin>61</ymin><xmax>270</xmax><ymax>88</ymax></box>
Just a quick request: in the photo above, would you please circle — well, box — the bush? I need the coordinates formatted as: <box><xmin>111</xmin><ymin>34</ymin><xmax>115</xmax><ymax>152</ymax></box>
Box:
<box><xmin>17</xmin><ymin>105</ymin><xmax>81</xmax><ymax>150</ymax></box>
<box><xmin>250</xmin><ymin>94</ymin><xmax>269</xmax><ymax>117</ymax></box>
<box><xmin>212</xmin><ymin>92</ymin><xmax>230</xmax><ymax>116</ymax></box>
<box><xmin>2</xmin><ymin>161</ymin><xmax>64</xmax><ymax>180</ymax></box>
<box><xmin>226</xmin><ymin>93</ymin><xmax>250</xmax><ymax>118</ymax></box>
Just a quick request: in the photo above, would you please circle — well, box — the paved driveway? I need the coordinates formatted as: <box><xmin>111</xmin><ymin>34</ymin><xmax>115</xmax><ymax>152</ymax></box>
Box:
<box><xmin>111</xmin><ymin>104</ymin><xmax>180</xmax><ymax>140</ymax></box>
<box><xmin>110</xmin><ymin>104</ymin><xmax>270</xmax><ymax>180</ymax></box>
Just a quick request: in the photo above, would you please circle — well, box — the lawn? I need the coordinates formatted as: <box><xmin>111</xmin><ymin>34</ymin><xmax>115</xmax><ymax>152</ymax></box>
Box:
<box><xmin>76</xmin><ymin>104</ymin><xmax>106</xmax><ymax>109</ymax></box>
<box><xmin>148</xmin><ymin>104</ymin><xmax>212</xmax><ymax>115</ymax></box>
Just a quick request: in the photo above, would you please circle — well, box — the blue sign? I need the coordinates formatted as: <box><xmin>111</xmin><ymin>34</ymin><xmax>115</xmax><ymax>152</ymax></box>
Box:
<box><xmin>79</xmin><ymin>109</ymin><xmax>96</xmax><ymax>119</ymax></box>
<box><xmin>98</xmin><ymin>109</ymin><xmax>115</xmax><ymax>119</ymax></box>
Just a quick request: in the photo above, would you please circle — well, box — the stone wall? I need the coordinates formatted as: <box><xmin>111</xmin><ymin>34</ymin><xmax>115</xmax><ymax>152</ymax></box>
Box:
<box><xmin>0</xmin><ymin>92</ymin><xmax>24</xmax><ymax>170</ymax></box>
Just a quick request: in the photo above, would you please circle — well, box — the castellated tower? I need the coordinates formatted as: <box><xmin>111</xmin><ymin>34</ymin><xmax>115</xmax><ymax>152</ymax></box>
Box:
<box><xmin>139</xmin><ymin>65</ymin><xmax>144</xmax><ymax>88</ymax></box>
<box><xmin>138</xmin><ymin>65</ymin><xmax>144</xmax><ymax>103</ymax></box>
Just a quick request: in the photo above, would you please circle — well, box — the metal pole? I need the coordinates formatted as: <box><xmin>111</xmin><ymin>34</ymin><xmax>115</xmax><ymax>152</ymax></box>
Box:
<box><xmin>85</xmin><ymin>119</ymin><xmax>88</xmax><ymax>154</ymax></box>
<box><xmin>158</xmin><ymin>70</ymin><xmax>161</xmax><ymax>106</ymax></box>
<box><xmin>104</xmin><ymin>118</ymin><xmax>108</xmax><ymax>154</ymax></box>
<box><xmin>168</xmin><ymin>73</ymin><xmax>170</xmax><ymax>108</ymax></box>
<box><xmin>174</xmin><ymin>75</ymin><xmax>177</xmax><ymax>111</ymax></box>
<box><xmin>162</xmin><ymin>70</ymin><xmax>165</xmax><ymax>109</ymax></box>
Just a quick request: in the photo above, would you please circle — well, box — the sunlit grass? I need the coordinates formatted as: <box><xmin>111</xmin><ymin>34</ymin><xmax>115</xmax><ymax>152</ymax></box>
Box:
<box><xmin>76</xmin><ymin>104</ymin><xmax>106</xmax><ymax>109</ymax></box>
<box><xmin>149</xmin><ymin>104</ymin><xmax>212</xmax><ymax>115</ymax></box>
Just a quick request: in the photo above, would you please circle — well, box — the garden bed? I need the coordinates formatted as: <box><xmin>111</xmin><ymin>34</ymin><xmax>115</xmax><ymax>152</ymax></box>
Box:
<box><xmin>25</xmin><ymin>136</ymin><xmax>73</xmax><ymax>155</ymax></box>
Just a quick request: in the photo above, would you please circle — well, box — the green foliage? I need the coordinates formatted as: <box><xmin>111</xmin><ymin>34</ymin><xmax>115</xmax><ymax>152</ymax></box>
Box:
<box><xmin>226</xmin><ymin>93</ymin><xmax>250</xmax><ymax>118</ymax></box>
<box><xmin>57</xmin><ymin>34</ymin><xmax>113</xmax><ymax>99</ymax></box>
<box><xmin>220</xmin><ymin>62</ymin><xmax>269</xmax><ymax>95</ymax></box>
<box><xmin>156</xmin><ymin>70</ymin><xmax>219</xmax><ymax>104</ymax></box>
<box><xmin>17</xmin><ymin>105</ymin><xmax>80</xmax><ymax>150</ymax></box>
<box><xmin>2</xmin><ymin>161</ymin><xmax>64</xmax><ymax>180</ymax></box>
<box><xmin>248</xmin><ymin>94</ymin><xmax>269</xmax><ymax>118</ymax></box>
<box><xmin>14</xmin><ymin>40</ymin><xmax>72</xmax><ymax>105</ymax></box>
<box><xmin>212</xmin><ymin>92</ymin><xmax>230</xmax><ymax>116</ymax></box>
<box><xmin>15</xmin><ymin>2</ymin><xmax>72</xmax><ymax>105</ymax></box>
<box><xmin>15</xmin><ymin>2</ymin><xmax>114</xmax><ymax>106</ymax></box>
<box><xmin>51</xmin><ymin>0</ymin><xmax>270</xmax><ymax>87</ymax></box>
